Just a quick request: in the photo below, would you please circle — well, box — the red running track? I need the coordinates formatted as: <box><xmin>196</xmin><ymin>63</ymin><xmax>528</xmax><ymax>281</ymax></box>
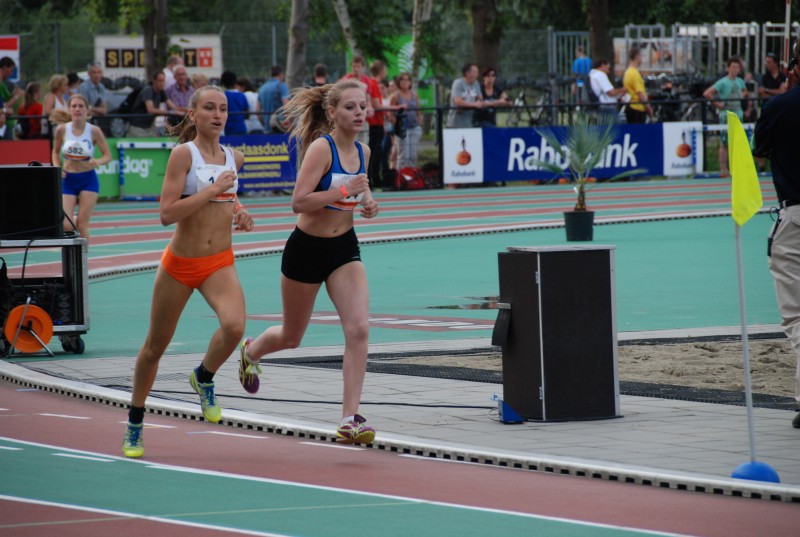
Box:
<box><xmin>0</xmin><ymin>381</ymin><xmax>797</xmax><ymax>537</ymax></box>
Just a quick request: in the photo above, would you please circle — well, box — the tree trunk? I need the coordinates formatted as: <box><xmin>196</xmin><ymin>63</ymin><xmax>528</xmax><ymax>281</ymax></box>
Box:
<box><xmin>470</xmin><ymin>0</ymin><xmax>500</xmax><ymax>70</ymax></box>
<box><xmin>586</xmin><ymin>0</ymin><xmax>612</xmax><ymax>66</ymax></box>
<box><xmin>154</xmin><ymin>0</ymin><xmax>169</xmax><ymax>72</ymax></box>
<box><xmin>286</xmin><ymin>0</ymin><xmax>309</xmax><ymax>90</ymax></box>
<box><xmin>143</xmin><ymin>4</ymin><xmax>156</xmax><ymax>80</ymax></box>
<box><xmin>142</xmin><ymin>0</ymin><xmax>169</xmax><ymax>80</ymax></box>
<box><xmin>411</xmin><ymin>0</ymin><xmax>432</xmax><ymax>82</ymax></box>
<box><xmin>331</xmin><ymin>0</ymin><xmax>362</xmax><ymax>59</ymax></box>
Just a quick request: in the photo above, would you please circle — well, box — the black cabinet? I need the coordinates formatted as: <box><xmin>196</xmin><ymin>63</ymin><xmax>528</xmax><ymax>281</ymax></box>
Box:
<box><xmin>497</xmin><ymin>246</ymin><xmax>620</xmax><ymax>421</ymax></box>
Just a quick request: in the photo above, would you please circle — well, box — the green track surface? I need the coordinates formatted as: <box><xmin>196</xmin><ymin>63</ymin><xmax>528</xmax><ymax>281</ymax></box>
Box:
<box><xmin>0</xmin><ymin>438</ymin><xmax>672</xmax><ymax>537</ymax></box>
<box><xmin>9</xmin><ymin>213</ymin><xmax>777</xmax><ymax>360</ymax></box>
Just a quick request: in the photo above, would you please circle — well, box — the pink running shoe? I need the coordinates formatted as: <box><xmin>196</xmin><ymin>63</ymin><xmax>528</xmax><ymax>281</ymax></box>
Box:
<box><xmin>336</xmin><ymin>414</ymin><xmax>376</xmax><ymax>444</ymax></box>
<box><xmin>238</xmin><ymin>337</ymin><xmax>261</xmax><ymax>394</ymax></box>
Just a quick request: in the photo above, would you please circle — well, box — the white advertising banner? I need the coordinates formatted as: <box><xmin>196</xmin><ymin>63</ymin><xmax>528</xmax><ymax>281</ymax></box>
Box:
<box><xmin>442</xmin><ymin>128</ymin><xmax>484</xmax><ymax>184</ymax></box>
<box><xmin>95</xmin><ymin>34</ymin><xmax>223</xmax><ymax>80</ymax></box>
<box><xmin>661</xmin><ymin>121</ymin><xmax>703</xmax><ymax>177</ymax></box>
<box><xmin>0</xmin><ymin>35</ymin><xmax>20</xmax><ymax>83</ymax></box>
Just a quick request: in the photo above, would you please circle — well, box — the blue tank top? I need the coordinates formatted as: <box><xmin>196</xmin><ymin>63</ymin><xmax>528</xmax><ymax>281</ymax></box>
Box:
<box><xmin>315</xmin><ymin>134</ymin><xmax>365</xmax><ymax>211</ymax></box>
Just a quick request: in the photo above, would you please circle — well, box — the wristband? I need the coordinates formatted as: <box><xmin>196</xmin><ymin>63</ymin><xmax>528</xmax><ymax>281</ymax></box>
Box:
<box><xmin>234</xmin><ymin>204</ymin><xmax>245</xmax><ymax>214</ymax></box>
<box><xmin>339</xmin><ymin>185</ymin><xmax>349</xmax><ymax>198</ymax></box>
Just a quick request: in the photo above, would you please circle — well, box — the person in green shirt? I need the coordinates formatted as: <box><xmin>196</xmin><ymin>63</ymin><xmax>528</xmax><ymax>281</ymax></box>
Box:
<box><xmin>0</xmin><ymin>57</ymin><xmax>24</xmax><ymax>130</ymax></box>
<box><xmin>703</xmin><ymin>56</ymin><xmax>748</xmax><ymax>176</ymax></box>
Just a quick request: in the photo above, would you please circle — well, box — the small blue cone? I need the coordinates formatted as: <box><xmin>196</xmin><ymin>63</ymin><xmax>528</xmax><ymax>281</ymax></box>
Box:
<box><xmin>731</xmin><ymin>461</ymin><xmax>781</xmax><ymax>483</ymax></box>
<box><xmin>498</xmin><ymin>400</ymin><xmax>524</xmax><ymax>424</ymax></box>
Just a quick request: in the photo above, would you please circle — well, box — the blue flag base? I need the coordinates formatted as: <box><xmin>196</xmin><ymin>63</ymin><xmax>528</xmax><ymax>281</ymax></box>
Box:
<box><xmin>731</xmin><ymin>461</ymin><xmax>781</xmax><ymax>483</ymax></box>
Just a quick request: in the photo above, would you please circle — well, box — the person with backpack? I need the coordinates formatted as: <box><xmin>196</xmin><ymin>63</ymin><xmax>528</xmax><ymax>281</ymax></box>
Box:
<box><xmin>588</xmin><ymin>58</ymin><xmax>625</xmax><ymax>122</ymax></box>
<box><xmin>257</xmin><ymin>65</ymin><xmax>290</xmax><ymax>133</ymax></box>
<box><xmin>126</xmin><ymin>71</ymin><xmax>177</xmax><ymax>137</ymax></box>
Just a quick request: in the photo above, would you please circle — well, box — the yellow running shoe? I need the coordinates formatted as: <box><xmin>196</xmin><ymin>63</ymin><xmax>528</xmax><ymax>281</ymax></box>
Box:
<box><xmin>189</xmin><ymin>369</ymin><xmax>222</xmax><ymax>423</ymax></box>
<box><xmin>122</xmin><ymin>422</ymin><xmax>144</xmax><ymax>458</ymax></box>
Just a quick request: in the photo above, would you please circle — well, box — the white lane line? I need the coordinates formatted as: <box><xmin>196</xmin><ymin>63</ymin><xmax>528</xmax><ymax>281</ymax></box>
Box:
<box><xmin>117</xmin><ymin>421</ymin><xmax>176</xmax><ymax>429</ymax></box>
<box><xmin>0</xmin><ymin>408</ymin><xmax>9</xmax><ymax>411</ymax></box>
<box><xmin>0</xmin><ymin>446</ymin><xmax>23</xmax><ymax>451</ymax></box>
<box><xmin>0</xmin><ymin>436</ymin><xmax>694</xmax><ymax>537</ymax></box>
<box><xmin>38</xmin><ymin>413</ymin><xmax>90</xmax><ymax>420</ymax></box>
<box><xmin>299</xmin><ymin>441</ymin><xmax>365</xmax><ymax>451</ymax></box>
<box><xmin>0</xmin><ymin>495</ymin><xmax>289</xmax><ymax>536</ymax></box>
<box><xmin>53</xmin><ymin>453</ymin><xmax>115</xmax><ymax>462</ymax></box>
<box><xmin>399</xmin><ymin>454</ymin><xmax>476</xmax><ymax>464</ymax></box>
<box><xmin>186</xmin><ymin>431</ymin><xmax>267</xmax><ymax>439</ymax></box>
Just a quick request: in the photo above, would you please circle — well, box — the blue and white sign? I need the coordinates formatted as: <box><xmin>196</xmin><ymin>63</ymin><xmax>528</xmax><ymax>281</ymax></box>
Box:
<box><xmin>443</xmin><ymin>122</ymin><xmax>703</xmax><ymax>184</ymax></box>
<box><xmin>221</xmin><ymin>134</ymin><xmax>297</xmax><ymax>192</ymax></box>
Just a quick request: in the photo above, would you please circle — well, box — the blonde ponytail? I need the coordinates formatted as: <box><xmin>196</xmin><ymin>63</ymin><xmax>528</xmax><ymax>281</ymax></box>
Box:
<box><xmin>282</xmin><ymin>78</ymin><xmax>365</xmax><ymax>163</ymax></box>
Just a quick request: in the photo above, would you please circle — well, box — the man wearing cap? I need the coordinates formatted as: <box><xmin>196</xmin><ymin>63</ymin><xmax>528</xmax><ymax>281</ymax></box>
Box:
<box><xmin>753</xmin><ymin>42</ymin><xmax>800</xmax><ymax>428</ymax></box>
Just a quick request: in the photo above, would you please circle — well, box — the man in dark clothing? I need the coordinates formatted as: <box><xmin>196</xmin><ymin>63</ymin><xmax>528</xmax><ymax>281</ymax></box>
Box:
<box><xmin>758</xmin><ymin>52</ymin><xmax>787</xmax><ymax>104</ymax></box>
<box><xmin>753</xmin><ymin>42</ymin><xmax>800</xmax><ymax>428</ymax></box>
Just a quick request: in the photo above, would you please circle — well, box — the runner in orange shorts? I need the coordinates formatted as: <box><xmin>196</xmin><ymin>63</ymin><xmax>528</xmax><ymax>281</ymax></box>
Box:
<box><xmin>122</xmin><ymin>85</ymin><xmax>255</xmax><ymax>458</ymax></box>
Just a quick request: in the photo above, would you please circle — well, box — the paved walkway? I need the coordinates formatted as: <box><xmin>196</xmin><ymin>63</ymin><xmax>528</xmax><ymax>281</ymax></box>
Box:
<box><xmin>4</xmin><ymin>334</ymin><xmax>799</xmax><ymax>502</ymax></box>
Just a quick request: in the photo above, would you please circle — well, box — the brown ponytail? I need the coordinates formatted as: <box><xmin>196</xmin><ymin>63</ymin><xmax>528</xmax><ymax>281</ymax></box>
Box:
<box><xmin>167</xmin><ymin>85</ymin><xmax>226</xmax><ymax>144</ymax></box>
<box><xmin>281</xmin><ymin>78</ymin><xmax>365</xmax><ymax>162</ymax></box>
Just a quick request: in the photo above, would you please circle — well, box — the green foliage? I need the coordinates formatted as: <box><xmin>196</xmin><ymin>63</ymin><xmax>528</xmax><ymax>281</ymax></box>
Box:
<box><xmin>535</xmin><ymin>114</ymin><xmax>644</xmax><ymax>211</ymax></box>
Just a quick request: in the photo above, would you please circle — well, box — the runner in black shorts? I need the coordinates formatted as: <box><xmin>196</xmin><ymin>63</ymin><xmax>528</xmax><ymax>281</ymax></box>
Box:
<box><xmin>238</xmin><ymin>78</ymin><xmax>381</xmax><ymax>444</ymax></box>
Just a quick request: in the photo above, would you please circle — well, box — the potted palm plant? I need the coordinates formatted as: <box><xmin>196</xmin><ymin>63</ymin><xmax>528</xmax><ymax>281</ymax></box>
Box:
<box><xmin>535</xmin><ymin>114</ymin><xmax>643</xmax><ymax>241</ymax></box>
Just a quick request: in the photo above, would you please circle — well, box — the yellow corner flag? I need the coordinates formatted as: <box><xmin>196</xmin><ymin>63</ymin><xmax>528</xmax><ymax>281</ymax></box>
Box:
<box><xmin>728</xmin><ymin>111</ymin><xmax>763</xmax><ymax>226</ymax></box>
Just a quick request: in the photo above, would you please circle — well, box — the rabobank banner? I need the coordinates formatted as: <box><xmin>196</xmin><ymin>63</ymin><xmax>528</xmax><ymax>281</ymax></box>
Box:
<box><xmin>221</xmin><ymin>134</ymin><xmax>297</xmax><ymax>191</ymax></box>
<box><xmin>443</xmin><ymin>122</ymin><xmax>702</xmax><ymax>184</ymax></box>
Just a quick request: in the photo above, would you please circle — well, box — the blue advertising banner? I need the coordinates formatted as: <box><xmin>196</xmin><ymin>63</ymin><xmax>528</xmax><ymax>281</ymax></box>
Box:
<box><xmin>443</xmin><ymin>122</ymin><xmax>702</xmax><ymax>184</ymax></box>
<box><xmin>221</xmin><ymin>134</ymin><xmax>297</xmax><ymax>191</ymax></box>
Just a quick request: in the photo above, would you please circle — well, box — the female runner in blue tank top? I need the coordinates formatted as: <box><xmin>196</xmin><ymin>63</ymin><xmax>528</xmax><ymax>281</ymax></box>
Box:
<box><xmin>51</xmin><ymin>93</ymin><xmax>112</xmax><ymax>244</ymax></box>
<box><xmin>239</xmin><ymin>78</ymin><xmax>380</xmax><ymax>444</ymax></box>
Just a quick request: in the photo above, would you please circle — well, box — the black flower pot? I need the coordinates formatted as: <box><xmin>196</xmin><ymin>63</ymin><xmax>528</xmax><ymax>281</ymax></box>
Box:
<box><xmin>563</xmin><ymin>211</ymin><xmax>595</xmax><ymax>241</ymax></box>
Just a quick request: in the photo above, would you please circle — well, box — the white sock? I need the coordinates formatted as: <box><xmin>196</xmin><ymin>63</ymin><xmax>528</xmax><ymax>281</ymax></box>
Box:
<box><xmin>243</xmin><ymin>342</ymin><xmax>259</xmax><ymax>364</ymax></box>
<box><xmin>341</xmin><ymin>415</ymin><xmax>355</xmax><ymax>424</ymax></box>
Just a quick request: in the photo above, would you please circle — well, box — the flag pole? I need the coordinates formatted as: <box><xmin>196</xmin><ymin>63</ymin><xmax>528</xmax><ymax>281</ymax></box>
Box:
<box><xmin>734</xmin><ymin>222</ymin><xmax>757</xmax><ymax>463</ymax></box>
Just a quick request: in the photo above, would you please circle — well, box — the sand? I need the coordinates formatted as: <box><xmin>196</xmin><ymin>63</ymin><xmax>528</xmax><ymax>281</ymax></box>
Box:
<box><xmin>388</xmin><ymin>338</ymin><xmax>797</xmax><ymax>398</ymax></box>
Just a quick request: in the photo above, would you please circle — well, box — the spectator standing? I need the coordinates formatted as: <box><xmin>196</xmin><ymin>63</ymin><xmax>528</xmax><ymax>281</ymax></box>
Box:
<box><xmin>127</xmin><ymin>71</ymin><xmax>175</xmax><ymax>138</ymax></box>
<box><xmin>258</xmin><ymin>65</ymin><xmax>290</xmax><ymax>133</ymax></box>
<box><xmin>44</xmin><ymin>74</ymin><xmax>70</xmax><ymax>126</ymax></box>
<box><xmin>312</xmin><ymin>63</ymin><xmax>328</xmax><ymax>87</ymax></box>
<box><xmin>758</xmin><ymin>52</ymin><xmax>787</xmax><ymax>104</ymax></box>
<box><xmin>165</xmin><ymin>65</ymin><xmax>195</xmax><ymax>127</ymax></box>
<box><xmin>78</xmin><ymin>63</ymin><xmax>108</xmax><ymax>117</ymax></box>
<box><xmin>623</xmin><ymin>47</ymin><xmax>654</xmax><ymax>124</ymax></box>
<box><xmin>703</xmin><ymin>56</ymin><xmax>748</xmax><ymax>176</ymax></box>
<box><xmin>78</xmin><ymin>62</ymin><xmax>109</xmax><ymax>134</ymax></box>
<box><xmin>191</xmin><ymin>73</ymin><xmax>209</xmax><ymax>90</ymax></box>
<box><xmin>0</xmin><ymin>108</ymin><xmax>12</xmax><ymax>140</ymax></box>
<box><xmin>66</xmin><ymin>73</ymin><xmax>82</xmax><ymax>96</ymax></box>
<box><xmin>391</xmin><ymin>72</ymin><xmax>424</xmax><ymax>169</ymax></box>
<box><xmin>342</xmin><ymin>57</ymin><xmax>381</xmax><ymax>147</ymax></box>
<box><xmin>221</xmin><ymin>70</ymin><xmax>248</xmax><ymax>136</ymax></box>
<box><xmin>0</xmin><ymin>57</ymin><xmax>24</xmax><ymax>129</ymax></box>
<box><xmin>572</xmin><ymin>46</ymin><xmax>592</xmax><ymax>104</ymax></box>
<box><xmin>589</xmin><ymin>58</ymin><xmax>626</xmax><ymax>123</ymax></box>
<box><xmin>381</xmin><ymin>79</ymin><xmax>397</xmax><ymax>187</ymax></box>
<box><xmin>163</xmin><ymin>55</ymin><xmax>183</xmax><ymax>88</ymax></box>
<box><xmin>447</xmin><ymin>63</ymin><xmax>484</xmax><ymax>128</ymax></box>
<box><xmin>473</xmin><ymin>66</ymin><xmax>511</xmax><ymax>127</ymax></box>
<box><xmin>365</xmin><ymin>60</ymin><xmax>388</xmax><ymax>188</ymax></box>
<box><xmin>237</xmin><ymin>77</ymin><xmax>263</xmax><ymax>134</ymax></box>
<box><xmin>17</xmin><ymin>82</ymin><xmax>44</xmax><ymax>139</ymax></box>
